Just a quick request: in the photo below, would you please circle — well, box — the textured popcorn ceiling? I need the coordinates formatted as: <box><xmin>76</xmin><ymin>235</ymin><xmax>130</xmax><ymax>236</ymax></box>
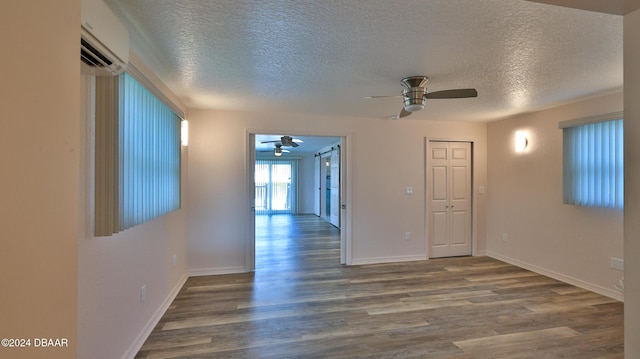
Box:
<box><xmin>107</xmin><ymin>0</ymin><xmax>624</xmax><ymax>122</ymax></box>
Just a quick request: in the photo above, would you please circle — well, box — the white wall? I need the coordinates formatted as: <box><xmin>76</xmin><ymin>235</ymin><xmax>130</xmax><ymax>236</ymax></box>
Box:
<box><xmin>486</xmin><ymin>92</ymin><xmax>624</xmax><ymax>299</ymax></box>
<box><xmin>0</xmin><ymin>2</ymin><xmax>79</xmax><ymax>358</ymax></box>
<box><xmin>297</xmin><ymin>152</ymin><xmax>318</xmax><ymax>214</ymax></box>
<box><xmin>624</xmin><ymin>7</ymin><xmax>640</xmax><ymax>358</ymax></box>
<box><xmin>187</xmin><ymin>109</ymin><xmax>487</xmax><ymax>272</ymax></box>
<box><xmin>77</xmin><ymin>210</ymin><xmax>187</xmax><ymax>359</ymax></box>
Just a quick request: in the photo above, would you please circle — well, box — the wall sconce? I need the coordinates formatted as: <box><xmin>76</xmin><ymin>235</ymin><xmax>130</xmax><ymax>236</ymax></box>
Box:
<box><xmin>181</xmin><ymin>120</ymin><xmax>189</xmax><ymax>146</ymax></box>
<box><xmin>515</xmin><ymin>130</ymin><xmax>528</xmax><ymax>152</ymax></box>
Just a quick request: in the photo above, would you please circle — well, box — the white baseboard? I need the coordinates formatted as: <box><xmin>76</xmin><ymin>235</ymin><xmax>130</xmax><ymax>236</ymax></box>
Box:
<box><xmin>487</xmin><ymin>251</ymin><xmax>623</xmax><ymax>302</ymax></box>
<box><xmin>122</xmin><ymin>273</ymin><xmax>188</xmax><ymax>359</ymax></box>
<box><xmin>350</xmin><ymin>254</ymin><xmax>427</xmax><ymax>266</ymax></box>
<box><xmin>189</xmin><ymin>266</ymin><xmax>247</xmax><ymax>276</ymax></box>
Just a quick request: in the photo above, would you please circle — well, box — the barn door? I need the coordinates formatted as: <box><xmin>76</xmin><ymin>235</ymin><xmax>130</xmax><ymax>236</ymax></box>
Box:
<box><xmin>329</xmin><ymin>149</ymin><xmax>340</xmax><ymax>228</ymax></box>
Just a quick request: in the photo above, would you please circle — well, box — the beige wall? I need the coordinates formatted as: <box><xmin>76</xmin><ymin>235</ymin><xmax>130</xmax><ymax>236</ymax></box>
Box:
<box><xmin>0</xmin><ymin>1</ymin><xmax>80</xmax><ymax>358</ymax></box>
<box><xmin>624</xmin><ymin>7</ymin><xmax>640</xmax><ymax>358</ymax></box>
<box><xmin>187</xmin><ymin>109</ymin><xmax>487</xmax><ymax>272</ymax></box>
<box><xmin>487</xmin><ymin>92</ymin><xmax>624</xmax><ymax>299</ymax></box>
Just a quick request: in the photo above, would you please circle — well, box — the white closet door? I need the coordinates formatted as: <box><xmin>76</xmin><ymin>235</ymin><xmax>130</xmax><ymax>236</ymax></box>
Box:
<box><xmin>427</xmin><ymin>141</ymin><xmax>472</xmax><ymax>258</ymax></box>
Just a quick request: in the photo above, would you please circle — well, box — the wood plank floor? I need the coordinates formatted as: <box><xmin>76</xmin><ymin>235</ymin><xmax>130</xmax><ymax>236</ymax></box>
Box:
<box><xmin>135</xmin><ymin>214</ymin><xmax>623</xmax><ymax>358</ymax></box>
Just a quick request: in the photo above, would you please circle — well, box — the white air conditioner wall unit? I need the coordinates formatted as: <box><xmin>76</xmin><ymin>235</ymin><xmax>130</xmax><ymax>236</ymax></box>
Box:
<box><xmin>81</xmin><ymin>0</ymin><xmax>129</xmax><ymax>76</ymax></box>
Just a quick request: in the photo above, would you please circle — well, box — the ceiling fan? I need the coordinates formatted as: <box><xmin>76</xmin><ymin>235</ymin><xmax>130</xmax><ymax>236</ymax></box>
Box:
<box><xmin>367</xmin><ymin>76</ymin><xmax>478</xmax><ymax>119</ymax></box>
<box><xmin>260</xmin><ymin>135</ymin><xmax>304</xmax><ymax>147</ymax></box>
<box><xmin>259</xmin><ymin>143</ymin><xmax>291</xmax><ymax>157</ymax></box>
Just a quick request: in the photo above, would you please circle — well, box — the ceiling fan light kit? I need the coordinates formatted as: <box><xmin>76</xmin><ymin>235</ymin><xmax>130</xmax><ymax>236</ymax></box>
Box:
<box><xmin>257</xmin><ymin>141</ymin><xmax>292</xmax><ymax>156</ymax></box>
<box><xmin>273</xmin><ymin>143</ymin><xmax>290</xmax><ymax>156</ymax></box>
<box><xmin>402</xmin><ymin>76</ymin><xmax>429</xmax><ymax>113</ymax></box>
<box><xmin>403</xmin><ymin>103</ymin><xmax>425</xmax><ymax>112</ymax></box>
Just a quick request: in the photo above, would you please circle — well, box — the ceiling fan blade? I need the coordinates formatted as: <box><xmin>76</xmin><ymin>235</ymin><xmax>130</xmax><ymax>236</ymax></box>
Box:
<box><xmin>425</xmin><ymin>88</ymin><xmax>478</xmax><ymax>99</ymax></box>
<box><xmin>366</xmin><ymin>95</ymin><xmax>402</xmax><ymax>99</ymax></box>
<box><xmin>399</xmin><ymin>108</ymin><xmax>412</xmax><ymax>118</ymax></box>
<box><xmin>260</xmin><ymin>140</ymin><xmax>280</xmax><ymax>144</ymax></box>
<box><xmin>290</xmin><ymin>142</ymin><xmax>299</xmax><ymax>147</ymax></box>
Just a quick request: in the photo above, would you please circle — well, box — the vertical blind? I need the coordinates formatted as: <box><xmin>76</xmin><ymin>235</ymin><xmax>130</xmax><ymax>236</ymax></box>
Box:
<box><xmin>255</xmin><ymin>159</ymin><xmax>297</xmax><ymax>215</ymax></box>
<box><xmin>120</xmin><ymin>72</ymin><xmax>181</xmax><ymax>229</ymax></box>
<box><xmin>562</xmin><ymin>117</ymin><xmax>623</xmax><ymax>209</ymax></box>
<box><xmin>95</xmin><ymin>73</ymin><xmax>181</xmax><ymax>236</ymax></box>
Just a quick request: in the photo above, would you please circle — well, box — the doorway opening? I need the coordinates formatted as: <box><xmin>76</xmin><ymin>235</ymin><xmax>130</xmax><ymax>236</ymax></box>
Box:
<box><xmin>248</xmin><ymin>133</ymin><xmax>349</xmax><ymax>271</ymax></box>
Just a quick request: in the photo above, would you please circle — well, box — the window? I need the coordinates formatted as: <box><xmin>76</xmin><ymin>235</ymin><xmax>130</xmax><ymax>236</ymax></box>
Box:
<box><xmin>94</xmin><ymin>72</ymin><xmax>182</xmax><ymax>236</ymax></box>
<box><xmin>560</xmin><ymin>113</ymin><xmax>623</xmax><ymax>209</ymax></box>
<box><xmin>255</xmin><ymin>159</ymin><xmax>298</xmax><ymax>215</ymax></box>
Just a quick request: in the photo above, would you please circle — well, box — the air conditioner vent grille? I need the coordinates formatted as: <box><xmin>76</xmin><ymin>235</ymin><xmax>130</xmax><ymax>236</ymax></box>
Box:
<box><xmin>80</xmin><ymin>0</ymin><xmax>128</xmax><ymax>76</ymax></box>
<box><xmin>81</xmin><ymin>38</ymin><xmax>113</xmax><ymax>68</ymax></box>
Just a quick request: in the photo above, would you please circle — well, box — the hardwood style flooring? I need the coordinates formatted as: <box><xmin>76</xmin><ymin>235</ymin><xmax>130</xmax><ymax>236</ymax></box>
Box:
<box><xmin>135</xmin><ymin>215</ymin><xmax>623</xmax><ymax>358</ymax></box>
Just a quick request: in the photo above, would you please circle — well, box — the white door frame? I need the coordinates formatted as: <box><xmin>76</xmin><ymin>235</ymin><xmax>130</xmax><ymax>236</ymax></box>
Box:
<box><xmin>247</xmin><ymin>133</ymin><xmax>257</xmax><ymax>271</ymax></box>
<box><xmin>247</xmin><ymin>130</ymin><xmax>352</xmax><ymax>270</ymax></box>
<box><xmin>425</xmin><ymin>138</ymin><xmax>477</xmax><ymax>259</ymax></box>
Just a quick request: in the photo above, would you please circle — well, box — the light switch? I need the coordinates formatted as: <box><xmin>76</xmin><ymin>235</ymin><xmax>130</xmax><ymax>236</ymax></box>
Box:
<box><xmin>478</xmin><ymin>186</ymin><xmax>486</xmax><ymax>194</ymax></box>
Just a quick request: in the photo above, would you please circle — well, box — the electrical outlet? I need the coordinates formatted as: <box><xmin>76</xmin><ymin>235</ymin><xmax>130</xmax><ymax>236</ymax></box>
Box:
<box><xmin>405</xmin><ymin>232</ymin><xmax>411</xmax><ymax>241</ymax></box>
<box><xmin>172</xmin><ymin>254</ymin><xmax>177</xmax><ymax>267</ymax></box>
<box><xmin>610</xmin><ymin>257</ymin><xmax>624</xmax><ymax>271</ymax></box>
<box><xmin>501</xmin><ymin>233</ymin><xmax>508</xmax><ymax>242</ymax></box>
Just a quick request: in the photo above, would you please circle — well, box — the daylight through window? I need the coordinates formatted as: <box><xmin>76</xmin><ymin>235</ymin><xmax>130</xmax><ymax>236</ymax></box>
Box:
<box><xmin>561</xmin><ymin>113</ymin><xmax>623</xmax><ymax>209</ymax></box>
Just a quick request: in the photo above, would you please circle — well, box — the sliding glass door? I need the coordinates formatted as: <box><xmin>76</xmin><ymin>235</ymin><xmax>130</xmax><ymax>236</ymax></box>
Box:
<box><xmin>255</xmin><ymin>159</ymin><xmax>297</xmax><ymax>215</ymax></box>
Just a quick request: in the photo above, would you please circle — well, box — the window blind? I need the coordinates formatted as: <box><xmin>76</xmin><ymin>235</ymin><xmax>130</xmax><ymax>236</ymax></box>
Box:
<box><xmin>95</xmin><ymin>73</ymin><xmax>181</xmax><ymax>236</ymax></box>
<box><xmin>120</xmin><ymin>72</ymin><xmax>181</xmax><ymax>229</ymax></box>
<box><xmin>562</xmin><ymin>117</ymin><xmax>623</xmax><ymax>209</ymax></box>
